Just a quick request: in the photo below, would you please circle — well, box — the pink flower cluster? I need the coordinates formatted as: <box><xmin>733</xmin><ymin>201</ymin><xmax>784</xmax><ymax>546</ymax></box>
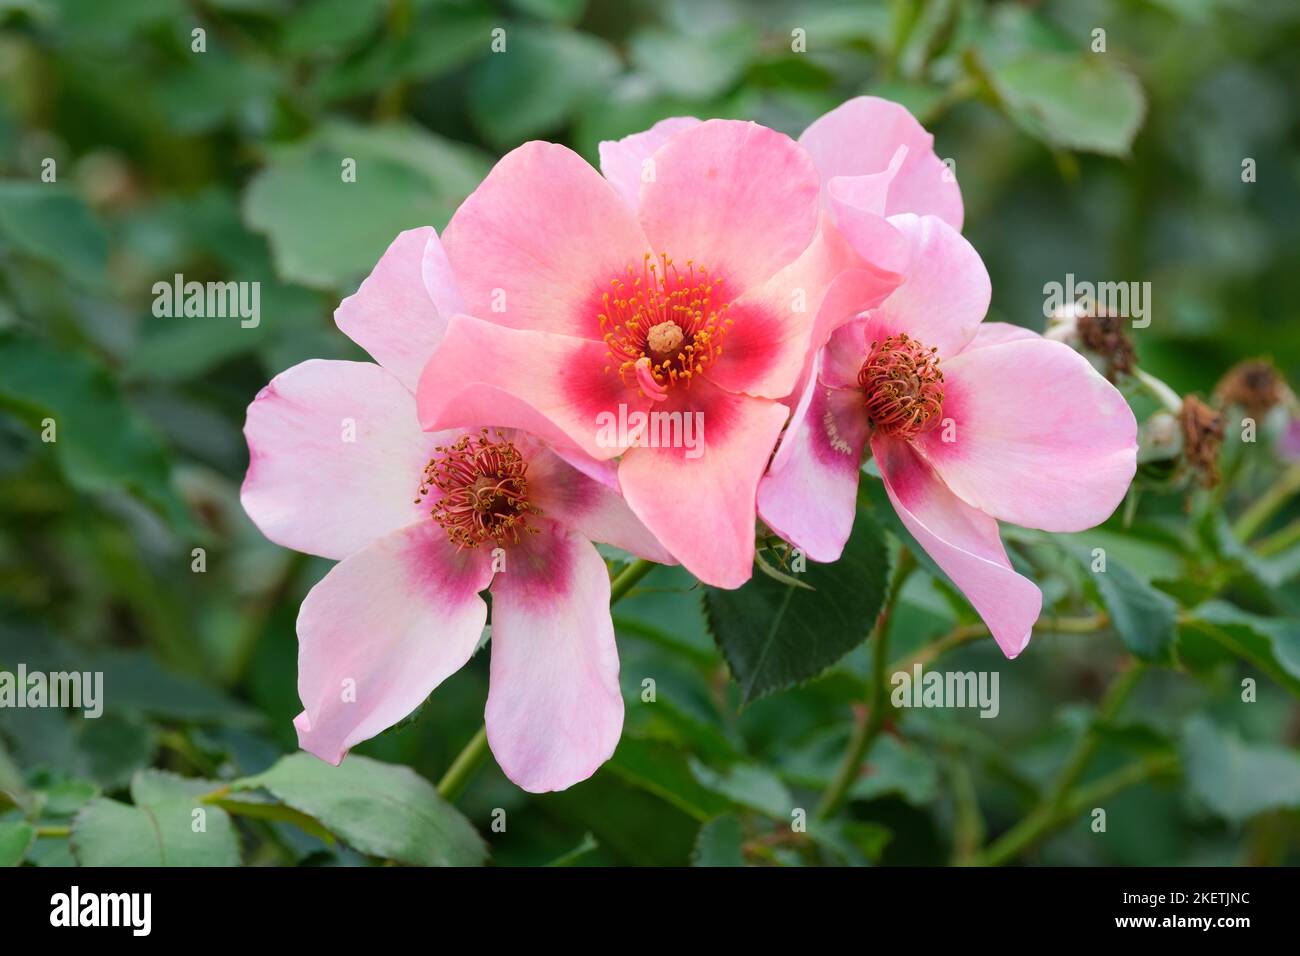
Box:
<box><xmin>241</xmin><ymin>98</ymin><xmax>1138</xmax><ymax>792</ymax></box>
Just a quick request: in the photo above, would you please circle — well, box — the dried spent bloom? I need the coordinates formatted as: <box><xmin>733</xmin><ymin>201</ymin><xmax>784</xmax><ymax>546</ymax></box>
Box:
<box><xmin>1077</xmin><ymin>308</ymin><xmax>1137</xmax><ymax>381</ymax></box>
<box><xmin>1214</xmin><ymin>358</ymin><xmax>1286</xmax><ymax>422</ymax></box>
<box><xmin>1180</xmin><ymin>394</ymin><xmax>1225</xmax><ymax>487</ymax></box>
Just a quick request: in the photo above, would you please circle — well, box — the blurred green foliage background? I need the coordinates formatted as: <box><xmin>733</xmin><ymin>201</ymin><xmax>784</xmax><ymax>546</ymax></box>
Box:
<box><xmin>2</xmin><ymin>0</ymin><xmax>1300</xmax><ymax>867</ymax></box>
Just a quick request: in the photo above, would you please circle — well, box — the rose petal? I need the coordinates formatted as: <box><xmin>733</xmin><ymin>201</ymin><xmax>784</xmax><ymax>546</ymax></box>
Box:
<box><xmin>758</xmin><ymin>353</ymin><xmax>869</xmax><ymax>562</ymax></box>
<box><xmin>442</xmin><ymin>140</ymin><xmax>651</xmax><ymax>339</ymax></box>
<box><xmin>799</xmin><ymin>95</ymin><xmax>963</xmax><ymax>228</ymax></box>
<box><xmin>242</xmin><ymin>360</ymin><xmax>440</xmax><ymax>560</ymax></box>
<box><xmin>618</xmin><ymin>379</ymin><xmax>789</xmax><ymax>588</ymax></box>
<box><xmin>911</xmin><ymin>336</ymin><xmax>1138</xmax><ymax>532</ymax></box>
<box><xmin>485</xmin><ymin>520</ymin><xmax>623</xmax><ymax>792</ymax></box>
<box><xmin>873</xmin><ymin>435</ymin><xmax>1041</xmax><ymax>658</ymax></box>
<box><xmin>598</xmin><ymin>116</ymin><xmax>701</xmax><ymax>210</ymax></box>
<box><xmin>294</xmin><ymin>521</ymin><xmax>494</xmax><ymax>764</ymax></box>
<box><xmin>638</xmin><ymin>119</ymin><xmax>821</xmax><ymax>296</ymax></box>
<box><xmin>334</xmin><ymin>228</ymin><xmax>458</xmax><ymax>392</ymax></box>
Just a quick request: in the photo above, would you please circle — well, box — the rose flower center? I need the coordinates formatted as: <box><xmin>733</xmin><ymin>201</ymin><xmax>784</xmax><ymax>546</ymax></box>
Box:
<box><xmin>857</xmin><ymin>333</ymin><xmax>945</xmax><ymax>440</ymax></box>
<box><xmin>600</xmin><ymin>253</ymin><xmax>732</xmax><ymax>402</ymax></box>
<box><xmin>417</xmin><ymin>429</ymin><xmax>539</xmax><ymax>548</ymax></box>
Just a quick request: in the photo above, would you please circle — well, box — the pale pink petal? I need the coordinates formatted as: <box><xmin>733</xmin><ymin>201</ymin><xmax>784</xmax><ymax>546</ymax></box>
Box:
<box><xmin>638</xmin><ymin>119</ymin><xmax>821</xmax><ymax>296</ymax></box>
<box><xmin>421</xmin><ymin>229</ymin><xmax>466</xmax><ymax>318</ymax></box>
<box><xmin>826</xmin><ymin>178</ymin><xmax>911</xmax><ymax>279</ymax></box>
<box><xmin>598</xmin><ymin>116</ymin><xmax>701</xmax><ymax>210</ymax></box>
<box><xmin>525</xmin><ymin>442</ymin><xmax>676</xmax><ymax>564</ymax></box>
<box><xmin>961</xmin><ymin>321</ymin><xmax>1039</xmax><ymax>352</ymax></box>
<box><xmin>416</xmin><ymin>314</ymin><xmax>645</xmax><ymax>461</ymax></box>
<box><xmin>799</xmin><ymin>95</ymin><xmax>963</xmax><ymax>229</ymax></box>
<box><xmin>859</xmin><ymin>214</ymin><xmax>989</xmax><ymax>359</ymax></box>
<box><xmin>873</xmin><ymin>436</ymin><xmax>1041</xmax><ymax>658</ymax></box>
<box><xmin>758</xmin><ymin>353</ymin><xmax>869</xmax><ymax>562</ymax></box>
<box><xmin>294</xmin><ymin>521</ymin><xmax>494</xmax><ymax>764</ymax></box>
<box><xmin>822</xmin><ymin>317</ymin><xmax>870</xmax><ymax>390</ymax></box>
<box><xmin>618</xmin><ymin>379</ymin><xmax>789</xmax><ymax>588</ymax></box>
<box><xmin>334</xmin><ymin>228</ymin><xmax>457</xmax><ymax>392</ymax></box>
<box><xmin>242</xmin><ymin>360</ymin><xmax>440</xmax><ymax>561</ymax></box>
<box><xmin>712</xmin><ymin>214</ymin><xmax>898</xmax><ymax>400</ymax></box>
<box><xmin>911</xmin><ymin>337</ymin><xmax>1138</xmax><ymax>532</ymax></box>
<box><xmin>441</xmin><ymin>141</ymin><xmax>651</xmax><ymax>340</ymax></box>
<box><xmin>485</xmin><ymin>520</ymin><xmax>623</xmax><ymax>792</ymax></box>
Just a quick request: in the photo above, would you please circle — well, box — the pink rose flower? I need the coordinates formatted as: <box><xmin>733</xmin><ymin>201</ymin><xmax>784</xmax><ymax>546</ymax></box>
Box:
<box><xmin>415</xmin><ymin>116</ymin><xmax>911</xmax><ymax>588</ymax></box>
<box><xmin>757</xmin><ymin>214</ymin><xmax>1138</xmax><ymax>658</ymax></box>
<box><xmin>242</xmin><ymin>229</ymin><xmax>669</xmax><ymax>792</ymax></box>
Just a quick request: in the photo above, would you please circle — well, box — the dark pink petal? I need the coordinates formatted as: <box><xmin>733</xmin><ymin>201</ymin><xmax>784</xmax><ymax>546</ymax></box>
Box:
<box><xmin>912</xmin><ymin>337</ymin><xmax>1138</xmax><ymax>532</ymax></box>
<box><xmin>598</xmin><ymin>116</ymin><xmax>701</xmax><ymax>210</ymax></box>
<box><xmin>441</xmin><ymin>141</ymin><xmax>651</xmax><ymax>340</ymax></box>
<box><xmin>334</xmin><ymin>228</ymin><xmax>461</xmax><ymax>392</ymax></box>
<box><xmin>242</xmin><ymin>360</ymin><xmax>441</xmax><ymax>561</ymax></box>
<box><xmin>799</xmin><ymin>95</ymin><xmax>963</xmax><ymax>228</ymax></box>
<box><xmin>712</xmin><ymin>215</ymin><xmax>898</xmax><ymax>400</ymax></box>
<box><xmin>758</xmin><ymin>353</ymin><xmax>869</xmax><ymax>562</ymax></box>
<box><xmin>294</xmin><ymin>521</ymin><xmax>494</xmax><ymax>764</ymax></box>
<box><xmin>618</xmin><ymin>379</ymin><xmax>789</xmax><ymax>588</ymax></box>
<box><xmin>526</xmin><ymin>442</ymin><xmax>676</xmax><ymax>564</ymax></box>
<box><xmin>485</xmin><ymin>521</ymin><xmax>623</xmax><ymax>792</ymax></box>
<box><xmin>638</xmin><ymin>119</ymin><xmax>821</xmax><ymax>297</ymax></box>
<box><xmin>873</xmin><ymin>436</ymin><xmax>1041</xmax><ymax>658</ymax></box>
<box><xmin>859</xmin><ymin>213</ymin><xmax>989</xmax><ymax>359</ymax></box>
<box><xmin>416</xmin><ymin>314</ymin><xmax>644</xmax><ymax>461</ymax></box>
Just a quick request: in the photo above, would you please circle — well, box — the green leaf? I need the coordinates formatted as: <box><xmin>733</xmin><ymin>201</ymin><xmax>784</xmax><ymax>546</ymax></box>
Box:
<box><xmin>605</xmin><ymin>737</ymin><xmax>733</xmax><ymax>821</ymax></box>
<box><xmin>981</xmin><ymin>52</ymin><xmax>1146</xmax><ymax>156</ymax></box>
<box><xmin>468</xmin><ymin>26</ymin><xmax>620</xmax><ymax>147</ymax></box>
<box><xmin>691</xmin><ymin>814</ymin><xmax>746</xmax><ymax>866</ymax></box>
<box><xmin>689</xmin><ymin>759</ymin><xmax>794</xmax><ymax>820</ymax></box>
<box><xmin>1069</xmin><ymin>545</ymin><xmax>1177</xmax><ymax>661</ymax></box>
<box><xmin>0</xmin><ymin>820</ymin><xmax>35</xmax><ymax>867</ymax></box>
<box><xmin>1181</xmin><ymin>601</ymin><xmax>1300</xmax><ymax>697</ymax></box>
<box><xmin>70</xmin><ymin>771</ymin><xmax>241</xmax><ymax>866</ymax></box>
<box><xmin>233</xmin><ymin>753</ymin><xmax>487</xmax><ymax>866</ymax></box>
<box><xmin>0</xmin><ymin>182</ymin><xmax>108</xmax><ymax>287</ymax></box>
<box><xmin>1182</xmin><ymin>716</ymin><xmax>1300</xmax><ymax>822</ymax></box>
<box><xmin>510</xmin><ymin>0</ymin><xmax>587</xmax><ymax>22</ymax></box>
<box><xmin>242</xmin><ymin>121</ymin><xmax>490</xmax><ymax>290</ymax></box>
<box><xmin>704</xmin><ymin>509</ymin><xmax>890</xmax><ymax>703</ymax></box>
<box><xmin>0</xmin><ymin>337</ymin><xmax>192</xmax><ymax>531</ymax></box>
<box><xmin>628</xmin><ymin>26</ymin><xmax>757</xmax><ymax>99</ymax></box>
<box><xmin>807</xmin><ymin>818</ymin><xmax>892</xmax><ymax>865</ymax></box>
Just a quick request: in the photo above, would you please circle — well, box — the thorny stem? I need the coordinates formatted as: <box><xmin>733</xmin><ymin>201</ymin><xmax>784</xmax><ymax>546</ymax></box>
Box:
<box><xmin>815</xmin><ymin>549</ymin><xmax>917</xmax><ymax>819</ymax></box>
<box><xmin>437</xmin><ymin>558</ymin><xmax>659</xmax><ymax>801</ymax></box>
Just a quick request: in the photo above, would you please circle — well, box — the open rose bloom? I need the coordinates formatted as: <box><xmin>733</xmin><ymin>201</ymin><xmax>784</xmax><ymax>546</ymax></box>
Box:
<box><xmin>758</xmin><ymin>212</ymin><xmax>1138</xmax><ymax>657</ymax></box>
<box><xmin>239</xmin><ymin>95</ymin><xmax>1141</xmax><ymax>793</ymax></box>
<box><xmin>416</xmin><ymin>113</ymin><xmax>919</xmax><ymax>588</ymax></box>
<box><xmin>242</xmin><ymin>228</ymin><xmax>669</xmax><ymax>792</ymax></box>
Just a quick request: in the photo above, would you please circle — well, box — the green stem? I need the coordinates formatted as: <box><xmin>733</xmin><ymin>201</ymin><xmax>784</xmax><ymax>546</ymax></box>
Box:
<box><xmin>1132</xmin><ymin>368</ymin><xmax>1184</xmax><ymax>415</ymax></box>
<box><xmin>437</xmin><ymin>725</ymin><xmax>490</xmax><ymax>801</ymax></box>
<box><xmin>815</xmin><ymin>549</ymin><xmax>916</xmax><ymax>819</ymax></box>
<box><xmin>973</xmin><ymin>663</ymin><xmax>1146</xmax><ymax>866</ymax></box>
<box><xmin>609</xmin><ymin>558</ymin><xmax>656</xmax><ymax>603</ymax></box>
<box><xmin>973</xmin><ymin>752</ymin><xmax>1176</xmax><ymax>866</ymax></box>
<box><xmin>1254</xmin><ymin>516</ymin><xmax>1300</xmax><ymax>557</ymax></box>
<box><xmin>36</xmin><ymin>825</ymin><xmax>70</xmax><ymax>839</ymax></box>
<box><xmin>437</xmin><ymin>558</ymin><xmax>659</xmax><ymax>801</ymax></box>
<box><xmin>1234</xmin><ymin>464</ymin><xmax>1300</xmax><ymax>542</ymax></box>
